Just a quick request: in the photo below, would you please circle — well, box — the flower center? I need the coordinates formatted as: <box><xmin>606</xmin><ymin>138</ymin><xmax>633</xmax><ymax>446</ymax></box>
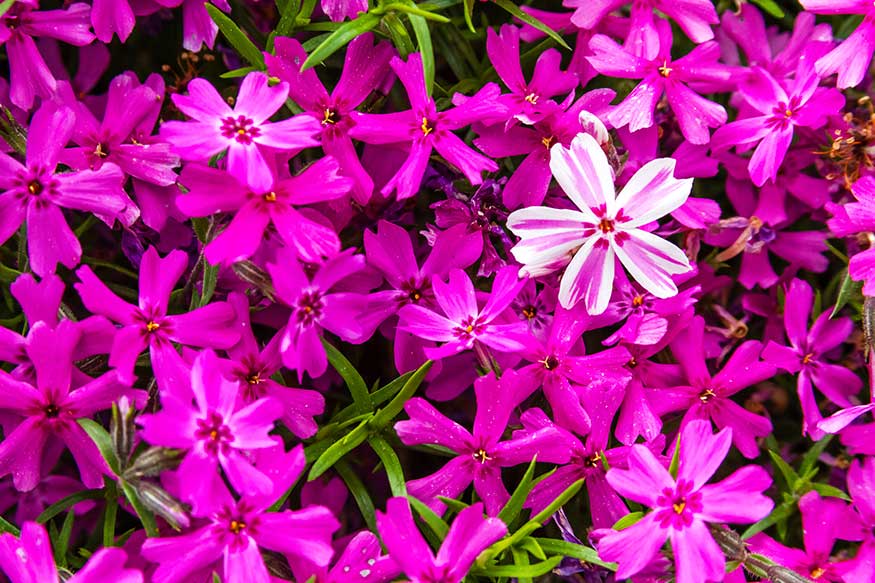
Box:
<box><xmin>246</xmin><ymin>373</ymin><xmax>261</xmax><ymax>385</ymax></box>
<box><xmin>672</xmin><ymin>500</ymin><xmax>686</xmax><ymax>514</ymax></box>
<box><xmin>522</xmin><ymin>305</ymin><xmax>537</xmax><ymax>319</ymax></box>
<box><xmin>699</xmin><ymin>388</ymin><xmax>716</xmax><ymax>403</ymax></box>
<box><xmin>195</xmin><ymin>412</ymin><xmax>233</xmax><ymax>454</ymax></box>
<box><xmin>802</xmin><ymin>353</ymin><xmax>814</xmax><ymax>365</ymax></box>
<box><xmin>295</xmin><ymin>291</ymin><xmax>324</xmax><ymax>326</ymax></box>
<box><xmin>632</xmin><ymin>295</ymin><xmax>644</xmax><ymax>307</ymax></box>
<box><xmin>263</xmin><ymin>191</ymin><xmax>277</xmax><ymax>203</ymax></box>
<box><xmin>541</xmin><ymin>135</ymin><xmax>554</xmax><ymax>149</ymax></box>
<box><xmin>44</xmin><ymin>404</ymin><xmax>60</xmax><ymax>418</ymax></box>
<box><xmin>454</xmin><ymin>316</ymin><xmax>481</xmax><ymax>339</ymax></box>
<box><xmin>322</xmin><ymin>108</ymin><xmax>339</xmax><ymax>125</ymax></box>
<box><xmin>145</xmin><ymin>321</ymin><xmax>160</xmax><ymax>333</ymax></box>
<box><xmin>658</xmin><ymin>62</ymin><xmax>672</xmax><ymax>77</ymax></box>
<box><xmin>472</xmin><ymin>449</ymin><xmax>492</xmax><ymax>464</ymax></box>
<box><xmin>27</xmin><ymin>180</ymin><xmax>43</xmax><ymax>196</ymax></box>
<box><xmin>584</xmin><ymin>452</ymin><xmax>602</xmax><ymax>468</ymax></box>
<box><xmin>524</xmin><ymin>92</ymin><xmax>539</xmax><ymax>104</ymax></box>
<box><xmin>220</xmin><ymin>115</ymin><xmax>261</xmax><ymax>144</ymax></box>
<box><xmin>542</xmin><ymin>355</ymin><xmax>560</xmax><ymax>370</ymax></box>
<box><xmin>94</xmin><ymin>143</ymin><xmax>110</xmax><ymax>158</ymax></box>
<box><xmin>655</xmin><ymin>480</ymin><xmax>703</xmax><ymax>529</ymax></box>
<box><xmin>810</xmin><ymin>567</ymin><xmax>826</xmax><ymax>579</ymax></box>
<box><xmin>228</xmin><ymin>519</ymin><xmax>246</xmax><ymax>534</ymax></box>
<box><xmin>598</xmin><ymin>218</ymin><xmax>615</xmax><ymax>233</ymax></box>
<box><xmin>421</xmin><ymin>117</ymin><xmax>434</xmax><ymax>136</ymax></box>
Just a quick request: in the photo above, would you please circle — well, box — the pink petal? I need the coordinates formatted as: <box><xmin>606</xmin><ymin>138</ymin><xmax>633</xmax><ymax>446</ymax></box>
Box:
<box><xmin>615</xmin><ymin>158</ymin><xmax>692</xmax><ymax>228</ymax></box>
<box><xmin>549</xmin><ymin>133</ymin><xmax>613</xmax><ymax>216</ymax></box>
<box><xmin>559</xmin><ymin>236</ymin><xmax>615</xmax><ymax>314</ymax></box>
<box><xmin>613</xmin><ymin>229</ymin><xmax>689</xmax><ymax>299</ymax></box>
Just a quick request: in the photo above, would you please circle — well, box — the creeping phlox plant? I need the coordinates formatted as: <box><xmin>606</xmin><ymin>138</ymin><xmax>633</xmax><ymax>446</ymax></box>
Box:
<box><xmin>3</xmin><ymin>0</ymin><xmax>875</xmax><ymax>582</ymax></box>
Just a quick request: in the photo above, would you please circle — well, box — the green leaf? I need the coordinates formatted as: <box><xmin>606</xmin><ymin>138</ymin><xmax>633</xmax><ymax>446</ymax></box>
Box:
<box><xmin>381</xmin><ymin>3</ymin><xmax>449</xmax><ymax>22</ymax></box>
<box><xmin>436</xmin><ymin>496</ymin><xmax>469</xmax><ymax>514</ymax></box>
<box><xmin>511</xmin><ymin>546</ymin><xmax>532</xmax><ymax>583</ymax></box>
<box><xmin>408</xmin><ymin>495</ymin><xmax>449</xmax><ymax>538</ymax></box>
<box><xmin>530</xmin><ymin>478</ymin><xmax>583</xmax><ymax>525</ymax></box>
<box><xmin>0</xmin><ymin>0</ymin><xmax>15</xmax><ymax>19</ymax></box>
<box><xmin>810</xmin><ymin>482</ymin><xmax>852</xmax><ymax>501</ymax></box>
<box><xmin>799</xmin><ymin>434</ymin><xmax>833</xmax><ymax>477</ymax></box>
<box><xmin>274</xmin><ymin>0</ymin><xmax>301</xmax><ymax>37</ymax></box>
<box><xmin>611</xmin><ymin>511</ymin><xmax>644</xmax><ymax>531</ymax></box>
<box><xmin>498</xmin><ymin>456</ymin><xmax>538</xmax><ymax>526</ymax></box>
<box><xmin>206</xmin><ymin>4</ymin><xmax>265</xmax><ymax>68</ymax></box>
<box><xmin>475</xmin><ymin>556</ymin><xmax>562</xmax><ymax>578</ymax></box>
<box><xmin>103</xmin><ymin>484</ymin><xmax>118</xmax><ymax>547</ymax></box>
<box><xmin>220</xmin><ymin>66</ymin><xmax>258</xmax><ymax>79</ymax></box>
<box><xmin>0</xmin><ymin>261</ymin><xmax>22</xmax><ymax>283</ymax></box>
<box><xmin>768</xmin><ymin>449</ymin><xmax>800</xmax><ymax>492</ymax></box>
<box><xmin>668</xmin><ymin>431</ymin><xmax>682</xmax><ymax>479</ymax></box>
<box><xmin>832</xmin><ymin>270</ymin><xmax>862</xmax><ymax>318</ymax></box>
<box><xmin>308</xmin><ymin>417</ymin><xmax>372</xmax><ymax>480</ymax></box>
<box><xmin>332</xmin><ymin>371</ymin><xmax>413</xmax><ymax>425</ymax></box>
<box><xmin>301</xmin><ymin>13</ymin><xmax>381</xmax><ymax>71</ymax></box>
<box><xmin>369</xmin><ymin>434</ymin><xmax>407</xmax><ymax>496</ymax></box>
<box><xmin>53</xmin><ymin>510</ymin><xmax>76</xmax><ymax>568</ymax></box>
<box><xmin>336</xmin><ymin>460</ymin><xmax>377</xmax><ymax>532</ymax></box>
<box><xmin>750</xmin><ymin>0</ymin><xmax>784</xmax><ymax>18</ymax></box>
<box><xmin>119</xmin><ymin>482</ymin><xmax>159</xmax><ymax>537</ymax></box>
<box><xmin>534</xmin><ymin>538</ymin><xmax>617</xmax><ymax>570</ymax></box>
<box><xmin>408</xmin><ymin>13</ymin><xmax>434</xmax><ymax>94</ymax></box>
<box><xmin>37</xmin><ymin>490</ymin><xmax>105</xmax><ymax>524</ymax></box>
<box><xmin>78</xmin><ymin>419</ymin><xmax>121</xmax><ymax>475</ymax></box>
<box><xmin>741</xmin><ymin>500</ymin><xmax>797</xmax><ymax>539</ymax></box>
<box><xmin>0</xmin><ymin>514</ymin><xmax>19</xmax><ymax>536</ymax></box>
<box><xmin>199</xmin><ymin>261</ymin><xmax>219</xmax><ymax>307</ymax></box>
<box><xmin>491</xmin><ymin>0</ymin><xmax>569</xmax><ymax>50</ymax></box>
<box><xmin>370</xmin><ymin>360</ymin><xmax>432</xmax><ymax>429</ymax></box>
<box><xmin>321</xmin><ymin>338</ymin><xmax>372</xmax><ymax>413</ymax></box>
<box><xmin>382</xmin><ymin>12</ymin><xmax>415</xmax><ymax>56</ymax></box>
<box><xmin>517</xmin><ymin>537</ymin><xmax>546</xmax><ymax>561</ymax></box>
<box><xmin>462</xmin><ymin>0</ymin><xmax>475</xmax><ymax>33</ymax></box>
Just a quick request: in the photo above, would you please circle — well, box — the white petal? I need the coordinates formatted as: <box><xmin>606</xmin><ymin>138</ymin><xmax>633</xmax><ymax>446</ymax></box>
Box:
<box><xmin>615</xmin><ymin>158</ymin><xmax>693</xmax><ymax>228</ymax></box>
<box><xmin>558</xmin><ymin>237</ymin><xmax>615</xmax><ymax>315</ymax></box>
<box><xmin>549</xmin><ymin>133</ymin><xmax>614</xmax><ymax>217</ymax></box>
<box><xmin>507</xmin><ymin>206</ymin><xmax>589</xmax><ymax>267</ymax></box>
<box><xmin>613</xmin><ymin>229</ymin><xmax>690</xmax><ymax>298</ymax></box>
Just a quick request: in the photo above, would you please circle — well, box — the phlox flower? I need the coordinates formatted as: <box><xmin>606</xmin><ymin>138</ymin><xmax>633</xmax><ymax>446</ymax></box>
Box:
<box><xmin>507</xmin><ymin>132</ymin><xmax>692</xmax><ymax>315</ymax></box>
<box><xmin>139</xmin><ymin>350</ymin><xmax>283</xmax><ymax>508</ymax></box>
<box><xmin>141</xmin><ymin>444</ymin><xmax>339</xmax><ymax>583</ymax></box>
<box><xmin>350</xmin><ymin>53</ymin><xmax>500</xmax><ymax>199</ymax></box>
<box><xmin>586</xmin><ymin>20</ymin><xmax>730</xmax><ymax>145</ymax></box>
<box><xmin>266</xmin><ymin>33</ymin><xmax>393</xmax><ymax>204</ymax></box>
<box><xmin>74</xmin><ymin>246</ymin><xmax>240</xmax><ymax>390</ymax></box>
<box><xmin>0</xmin><ymin>104</ymin><xmax>135</xmax><ymax>277</ymax></box>
<box><xmin>799</xmin><ymin>0</ymin><xmax>875</xmax><ymax>89</ymax></box>
<box><xmin>0</xmin><ymin>2</ymin><xmax>94</xmax><ymax>109</ymax></box>
<box><xmin>321</xmin><ymin>0</ymin><xmax>367</xmax><ymax>21</ymax></box>
<box><xmin>395</xmin><ymin>371</ymin><xmax>570</xmax><ymax>516</ymax></box>
<box><xmin>177</xmin><ymin>156</ymin><xmax>352</xmax><ymax>264</ymax></box>
<box><xmin>0</xmin><ymin>321</ymin><xmax>146</xmax><ymax>491</ymax></box>
<box><xmin>654</xmin><ymin>316</ymin><xmax>776</xmax><ymax>458</ymax></box>
<box><xmin>160</xmin><ymin>72</ymin><xmax>321</xmax><ymax>191</ymax></box>
<box><xmin>596</xmin><ymin>420</ymin><xmax>774</xmax><ymax>583</ymax></box>
<box><xmin>398</xmin><ymin>267</ymin><xmax>529</xmax><ymax>360</ymax></box>
<box><xmin>748</xmin><ymin>491</ymin><xmax>863</xmax><ymax>582</ymax></box>
<box><xmin>762</xmin><ymin>279</ymin><xmax>861</xmax><ymax>438</ymax></box>
<box><xmin>0</xmin><ymin>522</ymin><xmax>142</xmax><ymax>583</ymax></box>
<box><xmin>843</xmin><ymin>458</ymin><xmax>875</xmax><ymax>581</ymax></box>
<box><xmin>710</xmin><ymin>63</ymin><xmax>844</xmax><ymax>186</ymax></box>
<box><xmin>288</xmin><ymin>530</ymin><xmax>400</xmax><ymax>583</ymax></box>
<box><xmin>376</xmin><ymin>498</ymin><xmax>506</xmax><ymax>583</ymax></box>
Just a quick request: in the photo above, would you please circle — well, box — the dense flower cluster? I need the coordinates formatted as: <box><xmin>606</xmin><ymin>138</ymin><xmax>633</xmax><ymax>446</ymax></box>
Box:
<box><xmin>1</xmin><ymin>1</ymin><xmax>875</xmax><ymax>582</ymax></box>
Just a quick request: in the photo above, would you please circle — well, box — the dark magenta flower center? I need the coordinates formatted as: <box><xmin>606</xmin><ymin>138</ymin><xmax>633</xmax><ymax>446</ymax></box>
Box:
<box><xmin>221</xmin><ymin>115</ymin><xmax>261</xmax><ymax>144</ymax></box>
<box><xmin>655</xmin><ymin>480</ymin><xmax>703</xmax><ymax>529</ymax></box>
<box><xmin>195</xmin><ymin>411</ymin><xmax>233</xmax><ymax>455</ymax></box>
<box><xmin>295</xmin><ymin>290</ymin><xmax>325</xmax><ymax>326</ymax></box>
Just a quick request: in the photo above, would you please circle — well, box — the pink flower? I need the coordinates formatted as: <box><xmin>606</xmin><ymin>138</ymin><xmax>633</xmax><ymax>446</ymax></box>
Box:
<box><xmin>596</xmin><ymin>420</ymin><xmax>774</xmax><ymax>583</ymax></box>
<box><xmin>799</xmin><ymin>0</ymin><xmax>875</xmax><ymax>89</ymax></box>
<box><xmin>160</xmin><ymin>72</ymin><xmax>321</xmax><ymax>191</ymax></box>
<box><xmin>507</xmin><ymin>132</ymin><xmax>692</xmax><ymax>315</ymax></box>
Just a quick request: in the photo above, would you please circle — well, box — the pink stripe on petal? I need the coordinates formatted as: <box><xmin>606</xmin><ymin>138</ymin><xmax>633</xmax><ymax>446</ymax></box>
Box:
<box><xmin>549</xmin><ymin>133</ymin><xmax>613</xmax><ymax>217</ymax></box>
<box><xmin>558</xmin><ymin>236</ymin><xmax>614</xmax><ymax>314</ymax></box>
<box><xmin>615</xmin><ymin>158</ymin><xmax>692</xmax><ymax>227</ymax></box>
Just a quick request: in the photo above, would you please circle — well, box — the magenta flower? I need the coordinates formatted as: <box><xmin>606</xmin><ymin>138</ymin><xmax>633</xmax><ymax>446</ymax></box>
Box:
<box><xmin>473</xmin><ymin>89</ymin><xmax>615</xmax><ymax>209</ymax></box>
<box><xmin>0</xmin><ymin>2</ymin><xmax>94</xmax><ymax>109</ymax></box>
<box><xmin>288</xmin><ymin>530</ymin><xmax>400</xmax><ymax>583</ymax></box>
<box><xmin>761</xmin><ymin>279</ymin><xmax>861</xmax><ymax>438</ymax></box>
<box><xmin>844</xmin><ymin>458</ymin><xmax>875</xmax><ymax>582</ymax></box>
<box><xmin>267</xmin><ymin>249</ymin><xmax>368</xmax><ymax>379</ymax></box>
<box><xmin>398</xmin><ymin>267</ymin><xmax>529</xmax><ymax>360</ymax></box>
<box><xmin>653</xmin><ymin>316</ymin><xmax>776</xmax><ymax>458</ymax></box>
<box><xmin>266</xmin><ymin>33</ymin><xmax>393</xmax><ymax>204</ymax></box>
<box><xmin>596</xmin><ymin>420</ymin><xmax>774</xmax><ymax>583</ymax></box>
<box><xmin>91</xmin><ymin>0</ymin><xmax>136</xmax><ymax>43</ymax></box>
<box><xmin>177</xmin><ymin>156</ymin><xmax>352</xmax><ymax>264</ymax></box>
<box><xmin>586</xmin><ymin>20</ymin><xmax>729</xmax><ymax>145</ymax></box>
<box><xmin>376</xmin><ymin>497</ymin><xmax>507</xmax><ymax>583</ymax></box>
<box><xmin>487</xmin><ymin>24</ymin><xmax>578</xmax><ymax>125</ymax></box>
<box><xmin>160</xmin><ymin>72</ymin><xmax>321</xmax><ymax>191</ymax></box>
<box><xmin>141</xmin><ymin>444</ymin><xmax>340</xmax><ymax>583</ymax></box>
<box><xmin>222</xmin><ymin>293</ymin><xmax>324</xmax><ymax>439</ymax></box>
<box><xmin>507</xmin><ymin>132</ymin><xmax>692</xmax><ymax>315</ymax></box>
<box><xmin>748</xmin><ymin>491</ymin><xmax>862</xmax><ymax>582</ymax></box>
<box><xmin>710</xmin><ymin>65</ymin><xmax>844</xmax><ymax>186</ymax></box>
<box><xmin>60</xmin><ymin>71</ymin><xmax>179</xmax><ymax>187</ymax></box>
<box><xmin>350</xmin><ymin>53</ymin><xmax>500</xmax><ymax>199</ymax></box>
<box><xmin>139</xmin><ymin>350</ymin><xmax>282</xmax><ymax>508</ymax></box>
<box><xmin>322</xmin><ymin>0</ymin><xmax>367</xmax><ymax>21</ymax></box>
<box><xmin>0</xmin><ymin>321</ymin><xmax>145</xmax><ymax>491</ymax></box>
<box><xmin>74</xmin><ymin>246</ymin><xmax>240</xmax><ymax>389</ymax></box>
<box><xmin>799</xmin><ymin>0</ymin><xmax>875</xmax><ymax>89</ymax></box>
<box><xmin>395</xmin><ymin>371</ymin><xmax>570</xmax><ymax>515</ymax></box>
<box><xmin>0</xmin><ymin>522</ymin><xmax>142</xmax><ymax>583</ymax></box>
<box><xmin>0</xmin><ymin>104</ymin><xmax>133</xmax><ymax>277</ymax></box>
